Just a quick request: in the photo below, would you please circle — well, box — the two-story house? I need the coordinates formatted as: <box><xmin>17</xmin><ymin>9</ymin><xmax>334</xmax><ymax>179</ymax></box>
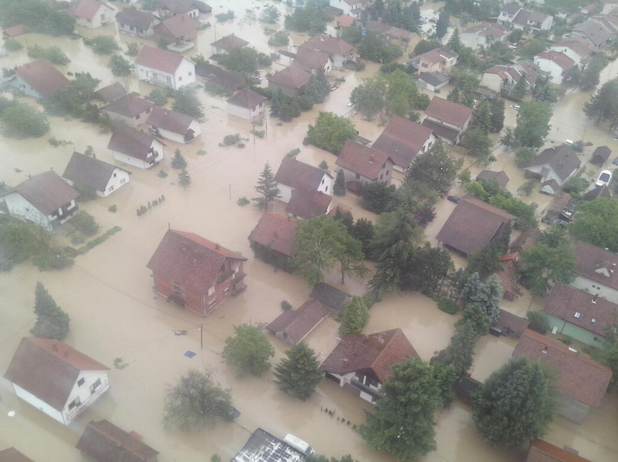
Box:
<box><xmin>498</xmin><ymin>3</ymin><xmax>553</xmax><ymax>31</ymax></box>
<box><xmin>481</xmin><ymin>60</ymin><xmax>543</xmax><ymax>95</ymax></box>
<box><xmin>1</xmin><ymin>171</ymin><xmax>79</xmax><ymax>232</ymax></box>
<box><xmin>336</xmin><ymin>141</ymin><xmax>394</xmax><ymax>191</ymax></box>
<box><xmin>274</xmin><ymin>157</ymin><xmax>333</xmax><ymax>203</ymax></box>
<box><xmin>572</xmin><ymin>240</ymin><xmax>618</xmax><ymax>304</ymax></box>
<box><xmin>525</xmin><ymin>145</ymin><xmax>581</xmax><ymax>194</ymax></box>
<box><xmin>227</xmin><ymin>88</ymin><xmax>267</xmax><ymax>121</ymax></box>
<box><xmin>408</xmin><ymin>47</ymin><xmax>458</xmax><ymax>75</ymax></box>
<box><xmin>321</xmin><ymin>329</ymin><xmax>418</xmax><ymax>403</ymax></box>
<box><xmin>9</xmin><ymin>61</ymin><xmax>70</xmax><ymax>99</ymax></box>
<box><xmin>329</xmin><ymin>0</ymin><xmax>369</xmax><ymax>18</ymax></box>
<box><xmin>107</xmin><ymin>127</ymin><xmax>165</xmax><ymax>169</ymax></box>
<box><xmin>62</xmin><ymin>152</ymin><xmax>131</xmax><ymax>198</ymax></box>
<box><xmin>293</xmin><ymin>47</ymin><xmax>332</xmax><ymax>75</ymax></box>
<box><xmin>4</xmin><ymin>338</ymin><xmax>110</xmax><ymax>425</ymax></box>
<box><xmin>102</xmin><ymin>94</ymin><xmax>154</xmax><ymax>128</ymax></box>
<box><xmin>210</xmin><ymin>34</ymin><xmax>249</xmax><ymax>55</ymax></box>
<box><xmin>69</xmin><ymin>0</ymin><xmax>116</xmax><ymax>29</ymax></box>
<box><xmin>550</xmin><ymin>37</ymin><xmax>596</xmax><ymax>65</ymax></box>
<box><xmin>146</xmin><ymin>106</ymin><xmax>201</xmax><ymax>144</ymax></box>
<box><xmin>299</xmin><ymin>36</ymin><xmax>355</xmax><ymax>69</ymax></box>
<box><xmin>147</xmin><ymin>229</ymin><xmax>248</xmax><ymax>317</ymax></box>
<box><xmin>267</xmin><ymin>65</ymin><xmax>311</xmax><ymax>97</ymax></box>
<box><xmin>157</xmin><ymin>0</ymin><xmax>203</xmax><ymax>19</ymax></box>
<box><xmin>534</xmin><ymin>51</ymin><xmax>576</xmax><ymax>85</ymax></box>
<box><xmin>135</xmin><ymin>45</ymin><xmax>195</xmax><ymax>90</ymax></box>
<box><xmin>461</xmin><ymin>22</ymin><xmax>509</xmax><ymax>50</ymax></box>
<box><xmin>421</xmin><ymin>97</ymin><xmax>473</xmax><ymax>145</ymax></box>
<box><xmin>154</xmin><ymin>13</ymin><xmax>197</xmax><ymax>52</ymax></box>
<box><xmin>116</xmin><ymin>7</ymin><xmax>160</xmax><ymax>38</ymax></box>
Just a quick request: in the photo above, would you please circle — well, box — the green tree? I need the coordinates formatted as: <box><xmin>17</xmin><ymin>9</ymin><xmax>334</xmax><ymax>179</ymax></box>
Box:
<box><xmin>260</xmin><ymin>5</ymin><xmax>280</xmax><ymax>23</ymax></box>
<box><xmin>472</xmin><ymin>100</ymin><xmax>491</xmax><ymax>133</ymax></box>
<box><xmin>460</xmin><ymin>272</ymin><xmax>502</xmax><ymax>321</ymax></box>
<box><xmin>473</xmin><ymin>357</ymin><xmax>556</xmax><ymax>446</ymax></box>
<box><xmin>514</xmin><ymin>147</ymin><xmax>536</xmax><ymax>168</ymax></box>
<box><xmin>31</xmin><ymin>282</ymin><xmax>70</xmax><ymax>340</ymax></box>
<box><xmin>304</xmin><ymin>69</ymin><xmax>330</xmax><ymax>104</ymax></box>
<box><xmin>27</xmin><ymin>44</ymin><xmax>70</xmax><ymax>65</ymax></box>
<box><xmin>163</xmin><ymin>369</ymin><xmax>234</xmax><ymax>430</ymax></box>
<box><xmin>596</xmin><ymin>331</ymin><xmax>618</xmax><ymax>378</ymax></box>
<box><xmin>274</xmin><ymin>342</ymin><xmax>323</xmax><ymax>400</ymax></box>
<box><xmin>519</xmin><ymin>39</ymin><xmax>547</xmax><ymax>59</ymax></box>
<box><xmin>178</xmin><ymin>168</ymin><xmax>191</xmax><ymax>189</ymax></box>
<box><xmin>0</xmin><ymin>0</ymin><xmax>76</xmax><ymax>36</ymax></box>
<box><xmin>456</xmin><ymin>304</ymin><xmax>491</xmax><ymax>337</ymax></box>
<box><xmin>1</xmin><ymin>104</ymin><xmax>49</xmax><ymax>138</ymax></box>
<box><xmin>84</xmin><ymin>35</ymin><xmax>120</xmax><ymax>54</ymax></box>
<box><xmin>431</xmin><ymin>321</ymin><xmax>478</xmax><ymax>377</ymax></box>
<box><xmin>148</xmin><ymin>89</ymin><xmax>168</xmax><ymax>106</ymax></box>
<box><xmin>334</xmin><ymin>169</ymin><xmax>346</xmax><ymax>196</ymax></box>
<box><xmin>463</xmin><ymin>128</ymin><xmax>493</xmax><ymax>164</ymax></box>
<box><xmin>500</xmin><ymin>127</ymin><xmax>517</xmax><ymax>151</ymax></box>
<box><xmin>109</xmin><ymin>54</ymin><xmax>132</xmax><ymax>77</ymax></box>
<box><xmin>407</xmin><ymin>140</ymin><xmax>463</xmax><ymax>193</ymax></box>
<box><xmin>351</xmin><ymin>218</ymin><xmax>375</xmax><ymax>255</ymax></box>
<box><xmin>511</xmin><ymin>76</ymin><xmax>527</xmax><ymax>101</ymax></box>
<box><xmin>526</xmin><ymin>310</ymin><xmax>551</xmax><ymax>331</ymax></box>
<box><xmin>350</xmin><ymin>76</ymin><xmax>387</xmax><ymax>120</ymax></box>
<box><xmin>361</xmin><ymin>182</ymin><xmax>399</xmax><ymax>214</ymax></box>
<box><xmin>172</xmin><ymin>88</ymin><xmax>204</xmax><ymax>118</ymax></box>
<box><xmin>222</xmin><ymin>324</ymin><xmax>275</xmax><ymax>378</ymax></box>
<box><xmin>436</xmin><ymin>10</ymin><xmax>449</xmax><ymax>38</ymax></box>
<box><xmin>268</xmin><ymin>30</ymin><xmax>289</xmax><ymax>47</ymax></box>
<box><xmin>447</xmin><ymin>28</ymin><xmax>461</xmax><ymax>50</ymax></box>
<box><xmin>515</xmin><ymin>101</ymin><xmax>552</xmax><ymax>148</ymax></box>
<box><xmin>284</xmin><ymin>4</ymin><xmax>329</xmax><ymax>34</ymax></box>
<box><xmin>489</xmin><ymin>98</ymin><xmax>505</xmax><ymax>133</ymax></box>
<box><xmin>413</xmin><ymin>39</ymin><xmax>443</xmax><ymax>56</ymax></box>
<box><xmin>171</xmin><ymin>149</ymin><xmax>187</xmax><ymax>169</ymax></box>
<box><xmin>520</xmin><ymin>228</ymin><xmax>576</xmax><ymax>294</ymax></box>
<box><xmin>358</xmin><ymin>31</ymin><xmax>402</xmax><ymax>63</ymax></box>
<box><xmin>304</xmin><ymin>112</ymin><xmax>357</xmax><ymax>154</ymax></box>
<box><xmin>218</xmin><ymin>47</ymin><xmax>260</xmax><ymax>76</ymax></box>
<box><xmin>580</xmin><ymin>54</ymin><xmax>607</xmax><ymax>90</ymax></box>
<box><xmin>339</xmin><ymin>296</ymin><xmax>370</xmax><ymax>335</ymax></box>
<box><xmin>336</xmin><ymin>232</ymin><xmax>368</xmax><ymax>284</ymax></box>
<box><xmin>362</xmin><ymin>359</ymin><xmax>442</xmax><ymax>461</ymax></box>
<box><xmin>252</xmin><ymin>162</ymin><xmax>280</xmax><ymax>210</ymax></box>
<box><xmin>571</xmin><ymin>198</ymin><xmax>618</xmax><ymax>252</ymax></box>
<box><xmin>584</xmin><ymin>79</ymin><xmax>618</xmax><ymax>127</ymax></box>
<box><xmin>401</xmin><ymin>243</ymin><xmax>454</xmax><ymax>294</ymax></box>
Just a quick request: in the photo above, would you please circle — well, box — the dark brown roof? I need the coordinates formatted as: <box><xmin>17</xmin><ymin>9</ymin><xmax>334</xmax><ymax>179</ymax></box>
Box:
<box><xmin>249</xmin><ymin>213</ymin><xmax>297</xmax><ymax>258</ymax></box>
<box><xmin>528</xmin><ymin>145</ymin><xmax>581</xmax><ymax>182</ymax></box>
<box><xmin>4</xmin><ymin>338</ymin><xmax>109</xmax><ymax>411</ymax></box>
<box><xmin>195</xmin><ymin>62</ymin><xmax>246</xmax><ymax>93</ymax></box>
<box><xmin>336</xmin><ymin>141</ymin><xmax>392</xmax><ymax>180</ymax></box>
<box><xmin>274</xmin><ymin>157</ymin><xmax>331</xmax><ymax>191</ymax></box>
<box><xmin>371</xmin><ymin>116</ymin><xmax>434</xmax><ymax>169</ymax></box>
<box><xmin>591</xmin><ymin>146</ymin><xmax>612</xmax><ymax>165</ymax></box>
<box><xmin>14</xmin><ymin>61</ymin><xmax>70</xmax><ymax>98</ymax></box>
<box><xmin>63</xmin><ymin>152</ymin><xmax>128</xmax><ymax>193</ymax></box>
<box><xmin>227</xmin><ymin>88</ymin><xmax>267</xmax><ymax>110</ymax></box>
<box><xmin>2</xmin><ymin>171</ymin><xmax>78</xmax><ymax>215</ymax></box>
<box><xmin>293</xmin><ymin>48</ymin><xmax>330</xmax><ymax>73</ymax></box>
<box><xmin>3</xmin><ymin>25</ymin><xmax>26</xmax><ymax>37</ymax></box>
<box><xmin>146</xmin><ymin>106</ymin><xmax>195</xmax><ymax>134</ymax></box>
<box><xmin>268</xmin><ymin>66</ymin><xmax>310</xmax><ymax>90</ymax></box>
<box><xmin>476</xmin><ymin>170</ymin><xmax>509</xmax><ymax>188</ymax></box>
<box><xmin>544</xmin><ymin>283</ymin><xmax>617</xmax><ymax>337</ymax></box>
<box><xmin>510</xmin><ymin>228</ymin><xmax>542</xmax><ymax>253</ymax></box>
<box><xmin>300</xmin><ymin>36</ymin><xmax>354</xmax><ymax>56</ymax></box>
<box><xmin>154</xmin><ymin>13</ymin><xmax>196</xmax><ymax>39</ymax></box>
<box><xmin>116</xmin><ymin>8</ymin><xmax>157</xmax><ymax>30</ymax></box>
<box><xmin>526</xmin><ymin>440</ymin><xmax>592</xmax><ymax>462</ymax></box>
<box><xmin>437</xmin><ymin>196</ymin><xmax>515</xmax><ymax>256</ymax></box>
<box><xmin>321</xmin><ymin>329</ymin><xmax>419</xmax><ymax>383</ymax></box>
<box><xmin>411</xmin><ymin>47</ymin><xmax>458</xmax><ymax>65</ymax></box>
<box><xmin>513</xmin><ymin>330</ymin><xmax>612</xmax><ymax>408</ymax></box>
<box><xmin>0</xmin><ymin>448</ymin><xmax>36</xmax><ymax>462</ymax></box>
<box><xmin>103</xmin><ymin>95</ymin><xmax>154</xmax><ymax>118</ymax></box>
<box><xmin>425</xmin><ymin>97</ymin><xmax>473</xmax><ymax>128</ymax></box>
<box><xmin>135</xmin><ymin>45</ymin><xmax>187</xmax><ymax>74</ymax></box>
<box><xmin>107</xmin><ymin>127</ymin><xmax>157</xmax><ymax>161</ymax></box>
<box><xmin>211</xmin><ymin>33</ymin><xmax>249</xmax><ymax>51</ymax></box>
<box><xmin>421</xmin><ymin>118</ymin><xmax>461</xmax><ymax>142</ymax></box>
<box><xmin>96</xmin><ymin>82</ymin><xmax>128</xmax><ymax>103</ymax></box>
<box><xmin>76</xmin><ymin>420</ymin><xmax>159</xmax><ymax>462</ymax></box>
<box><xmin>266</xmin><ymin>300</ymin><xmax>328</xmax><ymax>343</ymax></box>
<box><xmin>286</xmin><ymin>190</ymin><xmax>332</xmax><ymax>219</ymax></box>
<box><xmin>146</xmin><ymin>229</ymin><xmax>246</xmax><ymax>295</ymax></box>
<box><xmin>310</xmin><ymin>283</ymin><xmax>350</xmax><ymax>314</ymax></box>
<box><xmin>573</xmin><ymin>240</ymin><xmax>618</xmax><ymax>291</ymax></box>
<box><xmin>493</xmin><ymin>309</ymin><xmax>530</xmax><ymax>336</ymax></box>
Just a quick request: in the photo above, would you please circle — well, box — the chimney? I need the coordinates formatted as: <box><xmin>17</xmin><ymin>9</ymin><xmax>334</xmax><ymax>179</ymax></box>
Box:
<box><xmin>592</xmin><ymin>294</ymin><xmax>598</xmax><ymax>304</ymax></box>
<box><xmin>369</xmin><ymin>154</ymin><xmax>374</xmax><ymax>164</ymax></box>
<box><xmin>568</xmin><ymin>347</ymin><xmax>578</xmax><ymax>353</ymax></box>
<box><xmin>51</xmin><ymin>343</ymin><xmax>59</xmax><ymax>352</ymax></box>
<box><xmin>542</xmin><ymin>346</ymin><xmax>548</xmax><ymax>354</ymax></box>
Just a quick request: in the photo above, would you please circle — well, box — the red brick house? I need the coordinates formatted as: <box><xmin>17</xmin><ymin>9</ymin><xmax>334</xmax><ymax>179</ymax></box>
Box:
<box><xmin>147</xmin><ymin>229</ymin><xmax>247</xmax><ymax>317</ymax></box>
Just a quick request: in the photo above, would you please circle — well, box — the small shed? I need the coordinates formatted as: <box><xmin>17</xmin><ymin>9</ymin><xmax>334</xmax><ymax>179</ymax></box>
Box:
<box><xmin>417</xmin><ymin>72</ymin><xmax>450</xmax><ymax>91</ymax></box>
<box><xmin>582</xmin><ymin>184</ymin><xmax>612</xmax><ymax>201</ymax></box>
<box><xmin>266</xmin><ymin>300</ymin><xmax>328</xmax><ymax>344</ymax></box>
<box><xmin>492</xmin><ymin>309</ymin><xmax>530</xmax><ymax>337</ymax></box>
<box><xmin>309</xmin><ymin>283</ymin><xmax>351</xmax><ymax>316</ymax></box>
<box><xmin>590</xmin><ymin>146</ymin><xmax>612</xmax><ymax>166</ymax></box>
<box><xmin>476</xmin><ymin>170</ymin><xmax>509</xmax><ymax>188</ymax></box>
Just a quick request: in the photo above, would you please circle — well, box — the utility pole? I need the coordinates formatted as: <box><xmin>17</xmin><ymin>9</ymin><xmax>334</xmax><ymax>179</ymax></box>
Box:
<box><xmin>200</xmin><ymin>322</ymin><xmax>203</xmax><ymax>350</ymax></box>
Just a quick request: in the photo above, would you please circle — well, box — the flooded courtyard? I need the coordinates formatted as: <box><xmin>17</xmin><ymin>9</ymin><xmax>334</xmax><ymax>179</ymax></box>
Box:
<box><xmin>1</xmin><ymin>1</ymin><xmax>618</xmax><ymax>462</ymax></box>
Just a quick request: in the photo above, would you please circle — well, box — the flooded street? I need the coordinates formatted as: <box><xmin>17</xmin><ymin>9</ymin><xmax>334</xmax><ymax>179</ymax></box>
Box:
<box><xmin>1</xmin><ymin>1</ymin><xmax>618</xmax><ymax>462</ymax></box>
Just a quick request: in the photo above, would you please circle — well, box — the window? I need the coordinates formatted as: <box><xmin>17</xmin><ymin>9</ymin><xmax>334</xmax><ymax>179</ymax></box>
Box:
<box><xmin>77</xmin><ymin>378</ymin><xmax>85</xmax><ymax>387</ymax></box>
<box><xmin>173</xmin><ymin>283</ymin><xmax>184</xmax><ymax>293</ymax></box>
<box><xmin>166</xmin><ymin>76</ymin><xmax>171</xmax><ymax>83</ymax></box>
<box><xmin>189</xmin><ymin>71</ymin><xmax>192</xmax><ymax>76</ymax></box>
<box><xmin>591</xmin><ymin>318</ymin><xmax>597</xmax><ymax>323</ymax></box>
<box><xmin>208</xmin><ymin>286</ymin><xmax>215</xmax><ymax>296</ymax></box>
<box><xmin>68</xmin><ymin>397</ymin><xmax>81</xmax><ymax>411</ymax></box>
<box><xmin>120</xmin><ymin>178</ymin><xmax>126</xmax><ymax>184</ymax></box>
<box><xmin>90</xmin><ymin>378</ymin><xmax>102</xmax><ymax>394</ymax></box>
<box><xmin>109</xmin><ymin>185</ymin><xmax>114</xmax><ymax>192</ymax></box>
<box><xmin>179</xmin><ymin>76</ymin><xmax>183</xmax><ymax>81</ymax></box>
<box><xmin>58</xmin><ymin>207</ymin><xmax>64</xmax><ymax>216</ymax></box>
<box><xmin>574</xmin><ymin>312</ymin><xmax>581</xmax><ymax>319</ymax></box>
<box><xmin>113</xmin><ymin>172</ymin><xmax>117</xmax><ymax>177</ymax></box>
<box><xmin>135</xmin><ymin>115</ymin><xmax>140</xmax><ymax>120</ymax></box>
<box><xmin>355</xmin><ymin>173</ymin><xmax>360</xmax><ymax>179</ymax></box>
<box><xmin>379</xmin><ymin>174</ymin><xmax>383</xmax><ymax>181</ymax></box>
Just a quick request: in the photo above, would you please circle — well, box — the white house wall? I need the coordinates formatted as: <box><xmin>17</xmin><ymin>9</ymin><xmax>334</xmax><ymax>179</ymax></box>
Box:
<box><xmin>317</xmin><ymin>173</ymin><xmax>334</xmax><ymax>195</ymax></box>
<box><xmin>111</xmin><ymin>142</ymin><xmax>164</xmax><ymax>169</ymax></box>
<box><xmin>136</xmin><ymin>59</ymin><xmax>195</xmax><ymax>90</ymax></box>
<box><xmin>550</xmin><ymin>46</ymin><xmax>584</xmax><ymax>65</ymax></box>
<box><xmin>571</xmin><ymin>276</ymin><xmax>618</xmax><ymax>304</ymax></box>
<box><xmin>75</xmin><ymin>5</ymin><xmax>115</xmax><ymax>29</ymax></box>
<box><xmin>277</xmin><ymin>183</ymin><xmax>293</xmax><ymax>203</ymax></box>
<box><xmin>481</xmin><ymin>73</ymin><xmax>504</xmax><ymax>93</ymax></box>
<box><xmin>9</xmin><ymin>75</ymin><xmax>42</xmax><ymax>99</ymax></box>
<box><xmin>12</xmin><ymin>383</ymin><xmax>66</xmax><ymax>424</ymax></box>
<box><xmin>60</xmin><ymin>370</ymin><xmax>110</xmax><ymax>424</ymax></box>
<box><xmin>227</xmin><ymin>103</ymin><xmax>252</xmax><ymax>120</ymax></box>
<box><xmin>3</xmin><ymin>192</ymin><xmax>52</xmax><ymax>231</ymax></box>
<box><xmin>534</xmin><ymin>59</ymin><xmax>566</xmax><ymax>85</ymax></box>
<box><xmin>104</xmin><ymin>109</ymin><xmax>152</xmax><ymax>128</ymax></box>
<box><xmin>102</xmin><ymin>168</ymin><xmax>131</xmax><ymax>197</ymax></box>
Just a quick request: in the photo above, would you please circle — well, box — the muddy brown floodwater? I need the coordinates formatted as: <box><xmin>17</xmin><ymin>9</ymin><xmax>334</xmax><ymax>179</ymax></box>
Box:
<box><xmin>1</xmin><ymin>1</ymin><xmax>618</xmax><ymax>462</ymax></box>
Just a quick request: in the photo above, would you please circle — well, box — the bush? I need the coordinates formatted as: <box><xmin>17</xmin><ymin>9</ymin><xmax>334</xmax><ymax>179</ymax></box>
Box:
<box><xmin>216</xmin><ymin>10</ymin><xmax>234</xmax><ymax>22</ymax></box>
<box><xmin>526</xmin><ymin>310</ymin><xmax>550</xmax><ymax>331</ymax></box>
<box><xmin>1</xmin><ymin>104</ymin><xmax>50</xmax><ymax>138</ymax></box>
<box><xmin>437</xmin><ymin>299</ymin><xmax>458</xmax><ymax>315</ymax></box>
<box><xmin>148</xmin><ymin>89</ymin><xmax>168</xmax><ymax>106</ymax></box>
<box><xmin>268</xmin><ymin>31</ymin><xmax>289</xmax><ymax>47</ymax></box>
<box><xmin>286</xmin><ymin>148</ymin><xmax>300</xmax><ymax>158</ymax></box>
<box><xmin>76</xmin><ymin>226</ymin><xmax>121</xmax><ymax>255</ymax></box>
<box><xmin>237</xmin><ymin>196</ymin><xmax>249</xmax><ymax>206</ymax></box>
<box><xmin>27</xmin><ymin>45</ymin><xmax>70</xmax><ymax>65</ymax></box>
<box><xmin>514</xmin><ymin>147</ymin><xmax>536</xmax><ymax>168</ymax></box>
<box><xmin>126</xmin><ymin>42</ymin><xmax>140</xmax><ymax>56</ymax></box>
<box><xmin>83</xmin><ymin>35</ymin><xmax>120</xmax><ymax>54</ymax></box>
<box><xmin>108</xmin><ymin>205</ymin><xmax>117</xmax><ymax>213</ymax></box>
<box><xmin>281</xmin><ymin>300</ymin><xmax>292</xmax><ymax>310</ymax></box>
<box><xmin>363</xmin><ymin>291</ymin><xmax>382</xmax><ymax>309</ymax></box>
<box><xmin>71</xmin><ymin>211</ymin><xmax>99</xmax><ymax>237</ymax></box>
<box><xmin>220</xmin><ymin>134</ymin><xmax>242</xmax><ymax>146</ymax></box>
<box><xmin>3</xmin><ymin>38</ymin><xmax>23</xmax><ymax>51</ymax></box>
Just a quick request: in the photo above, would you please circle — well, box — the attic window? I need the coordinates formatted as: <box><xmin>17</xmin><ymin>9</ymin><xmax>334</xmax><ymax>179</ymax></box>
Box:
<box><xmin>574</xmin><ymin>312</ymin><xmax>581</xmax><ymax>319</ymax></box>
<box><xmin>591</xmin><ymin>318</ymin><xmax>597</xmax><ymax>324</ymax></box>
<box><xmin>77</xmin><ymin>378</ymin><xmax>85</xmax><ymax>387</ymax></box>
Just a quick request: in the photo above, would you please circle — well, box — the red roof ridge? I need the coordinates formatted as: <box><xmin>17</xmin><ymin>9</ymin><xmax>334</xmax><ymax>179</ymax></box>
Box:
<box><xmin>88</xmin><ymin>421</ymin><xmax>149</xmax><ymax>459</ymax></box>
<box><xmin>28</xmin><ymin>338</ymin><xmax>109</xmax><ymax>371</ymax></box>
<box><xmin>169</xmin><ymin>229</ymin><xmax>247</xmax><ymax>261</ymax></box>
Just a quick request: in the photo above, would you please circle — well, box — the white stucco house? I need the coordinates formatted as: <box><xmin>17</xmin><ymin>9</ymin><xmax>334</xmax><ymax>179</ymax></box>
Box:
<box><xmin>107</xmin><ymin>127</ymin><xmax>165</xmax><ymax>169</ymax></box>
<box><xmin>572</xmin><ymin>240</ymin><xmax>618</xmax><ymax>304</ymax></box>
<box><xmin>135</xmin><ymin>45</ymin><xmax>195</xmax><ymax>90</ymax></box>
<box><xmin>299</xmin><ymin>36</ymin><xmax>355</xmax><ymax>69</ymax></box>
<box><xmin>525</xmin><ymin>145</ymin><xmax>581</xmax><ymax>195</ymax></box>
<box><xmin>273</xmin><ymin>157</ymin><xmax>333</xmax><ymax>204</ymax></box>
<box><xmin>226</xmin><ymin>88</ymin><xmax>267</xmax><ymax>121</ymax></box>
<box><xmin>102</xmin><ymin>95</ymin><xmax>155</xmax><ymax>128</ymax></box>
<box><xmin>116</xmin><ymin>7</ymin><xmax>160</xmax><ymax>38</ymax></box>
<box><xmin>421</xmin><ymin>96</ymin><xmax>473</xmax><ymax>145</ymax></box>
<box><xmin>9</xmin><ymin>61</ymin><xmax>70</xmax><ymax>99</ymax></box>
<box><xmin>146</xmin><ymin>106</ymin><xmax>201</xmax><ymax>144</ymax></box>
<box><xmin>460</xmin><ymin>22</ymin><xmax>509</xmax><ymax>50</ymax></box>
<box><xmin>534</xmin><ymin>51</ymin><xmax>576</xmax><ymax>85</ymax></box>
<box><xmin>0</xmin><ymin>171</ymin><xmax>79</xmax><ymax>232</ymax></box>
<box><xmin>498</xmin><ymin>3</ymin><xmax>553</xmax><ymax>31</ymax></box>
<box><xmin>329</xmin><ymin>0</ymin><xmax>368</xmax><ymax>18</ymax></box>
<box><xmin>4</xmin><ymin>338</ymin><xmax>110</xmax><ymax>425</ymax></box>
<box><xmin>62</xmin><ymin>151</ymin><xmax>131</xmax><ymax>198</ymax></box>
<box><xmin>69</xmin><ymin>0</ymin><xmax>116</xmax><ymax>29</ymax></box>
<box><xmin>550</xmin><ymin>37</ymin><xmax>596</xmax><ymax>66</ymax></box>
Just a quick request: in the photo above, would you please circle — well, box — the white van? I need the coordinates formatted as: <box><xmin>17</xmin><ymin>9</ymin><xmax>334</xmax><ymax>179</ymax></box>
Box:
<box><xmin>284</xmin><ymin>434</ymin><xmax>315</xmax><ymax>455</ymax></box>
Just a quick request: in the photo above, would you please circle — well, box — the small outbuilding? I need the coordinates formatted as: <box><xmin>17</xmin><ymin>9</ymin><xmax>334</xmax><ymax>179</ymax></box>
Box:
<box><xmin>476</xmin><ymin>170</ymin><xmax>509</xmax><ymax>188</ymax></box>
<box><xmin>76</xmin><ymin>420</ymin><xmax>159</xmax><ymax>462</ymax></box>
<box><xmin>0</xmin><ymin>448</ymin><xmax>36</xmax><ymax>462</ymax></box>
<box><xmin>9</xmin><ymin>61</ymin><xmax>70</xmax><ymax>99</ymax></box>
<box><xmin>63</xmin><ymin>152</ymin><xmax>131</xmax><ymax>198</ymax></box>
<box><xmin>95</xmin><ymin>82</ymin><xmax>127</xmax><ymax>102</ymax></box>
<box><xmin>211</xmin><ymin>33</ymin><xmax>249</xmax><ymax>55</ymax></box>
<box><xmin>249</xmin><ymin>213</ymin><xmax>297</xmax><ymax>271</ymax></box>
<box><xmin>227</xmin><ymin>88</ymin><xmax>267</xmax><ymax>120</ymax></box>
<box><xmin>590</xmin><ymin>146</ymin><xmax>612</xmax><ymax>166</ymax></box>
<box><xmin>69</xmin><ymin>0</ymin><xmax>116</xmax><ymax>29</ymax></box>
<box><xmin>266</xmin><ymin>300</ymin><xmax>329</xmax><ymax>344</ymax></box>
<box><xmin>309</xmin><ymin>283</ymin><xmax>351</xmax><ymax>316</ymax></box>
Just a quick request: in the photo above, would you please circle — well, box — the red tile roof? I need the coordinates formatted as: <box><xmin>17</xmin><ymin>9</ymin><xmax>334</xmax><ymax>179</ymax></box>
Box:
<box><xmin>3</xmin><ymin>24</ymin><xmax>26</xmax><ymax>37</ymax></box>
<box><xmin>535</xmin><ymin>51</ymin><xmax>576</xmax><ymax>71</ymax></box>
<box><xmin>268</xmin><ymin>65</ymin><xmax>311</xmax><ymax>90</ymax></box>
<box><xmin>526</xmin><ymin>440</ymin><xmax>592</xmax><ymax>462</ymax></box>
<box><xmin>211</xmin><ymin>33</ymin><xmax>249</xmax><ymax>51</ymax></box>
<box><xmin>4</xmin><ymin>338</ymin><xmax>109</xmax><ymax>411</ymax></box>
<box><xmin>494</xmin><ymin>309</ymin><xmax>529</xmax><ymax>336</ymax></box>
<box><xmin>413</xmin><ymin>47</ymin><xmax>458</xmax><ymax>64</ymax></box>
<box><xmin>76</xmin><ymin>420</ymin><xmax>159</xmax><ymax>462</ymax></box>
<box><xmin>274</xmin><ymin>157</ymin><xmax>331</xmax><ymax>191</ymax></box>
<box><xmin>321</xmin><ymin>329</ymin><xmax>418</xmax><ymax>383</ymax></box>
<box><xmin>573</xmin><ymin>240</ymin><xmax>618</xmax><ymax>291</ymax></box>
<box><xmin>336</xmin><ymin>15</ymin><xmax>355</xmax><ymax>28</ymax></box>
<box><xmin>513</xmin><ymin>330</ymin><xmax>612</xmax><ymax>408</ymax></box>
<box><xmin>249</xmin><ymin>213</ymin><xmax>297</xmax><ymax>258</ymax></box>
<box><xmin>154</xmin><ymin>13</ymin><xmax>197</xmax><ymax>39</ymax></box>
<box><xmin>425</xmin><ymin>97</ymin><xmax>473</xmax><ymax>128</ymax></box>
<box><xmin>371</xmin><ymin>116</ymin><xmax>434</xmax><ymax>169</ymax></box>
<box><xmin>300</xmin><ymin>36</ymin><xmax>354</xmax><ymax>56</ymax></box>
<box><xmin>14</xmin><ymin>60</ymin><xmax>70</xmax><ymax>98</ymax></box>
<box><xmin>476</xmin><ymin>170</ymin><xmax>509</xmax><ymax>188</ymax></box>
<box><xmin>266</xmin><ymin>300</ymin><xmax>329</xmax><ymax>343</ymax></box>
<box><xmin>146</xmin><ymin>229</ymin><xmax>246</xmax><ymax>295</ymax></box>
<box><xmin>0</xmin><ymin>448</ymin><xmax>36</xmax><ymax>462</ymax></box>
<box><xmin>135</xmin><ymin>45</ymin><xmax>187</xmax><ymax>74</ymax></box>
<box><xmin>437</xmin><ymin>196</ymin><xmax>514</xmax><ymax>256</ymax></box>
<box><xmin>293</xmin><ymin>47</ymin><xmax>331</xmax><ymax>73</ymax></box>
<box><xmin>70</xmin><ymin>0</ymin><xmax>108</xmax><ymax>20</ymax></box>
<box><xmin>96</xmin><ymin>82</ymin><xmax>128</xmax><ymax>102</ymax></box>
<box><xmin>3</xmin><ymin>171</ymin><xmax>78</xmax><ymax>215</ymax></box>
<box><xmin>286</xmin><ymin>190</ymin><xmax>332</xmax><ymax>219</ymax></box>
<box><xmin>544</xmin><ymin>283</ymin><xmax>617</xmax><ymax>337</ymax></box>
<box><xmin>510</xmin><ymin>228</ymin><xmax>542</xmax><ymax>253</ymax></box>
<box><xmin>336</xmin><ymin>141</ymin><xmax>392</xmax><ymax>180</ymax></box>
